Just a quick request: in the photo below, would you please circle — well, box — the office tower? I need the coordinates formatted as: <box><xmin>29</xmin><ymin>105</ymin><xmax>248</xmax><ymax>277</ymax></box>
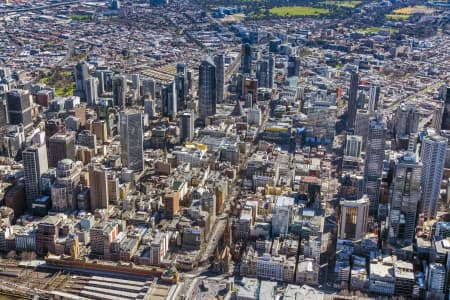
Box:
<box><xmin>355</xmin><ymin>109</ymin><xmax>370</xmax><ymax>150</ymax></box>
<box><xmin>364</xmin><ymin>117</ymin><xmax>386</xmax><ymax>215</ymax></box>
<box><xmin>395</xmin><ymin>102</ymin><xmax>420</xmax><ymax>140</ymax></box>
<box><xmin>112</xmin><ymin>74</ymin><xmax>127</xmax><ymax>108</ymax></box>
<box><xmin>272</xmin><ymin>197</ymin><xmax>294</xmax><ymax>236</ymax></box>
<box><xmin>240</xmin><ymin>43</ymin><xmax>252</xmax><ymax>74</ymax></box>
<box><xmin>144</xmin><ymin>99</ymin><xmax>156</xmax><ymax>119</ymax></box>
<box><xmin>420</xmin><ymin>133</ymin><xmax>447</xmax><ymax>220</ymax></box>
<box><xmin>120</xmin><ymin>110</ymin><xmax>144</xmax><ymax>172</ymax></box>
<box><xmin>83</xmin><ymin>77</ymin><xmax>98</xmax><ymax>106</ymax></box>
<box><xmin>214</xmin><ymin>54</ymin><xmax>225</xmax><ymax>104</ymax></box>
<box><xmin>51</xmin><ymin>159</ymin><xmax>81</xmax><ymax>212</ymax></box>
<box><xmin>256</xmin><ymin>59</ymin><xmax>270</xmax><ymax>88</ymax></box>
<box><xmin>23</xmin><ymin>144</ymin><xmax>49</xmax><ymax>210</ymax></box>
<box><xmin>347</xmin><ymin>71</ymin><xmax>359</xmax><ymax>129</ymax></box>
<box><xmin>368</xmin><ymin>84</ymin><xmax>380</xmax><ymax>114</ymax></box>
<box><xmin>161</xmin><ymin>81</ymin><xmax>177</xmax><ymax>120</ymax></box>
<box><xmin>442</xmin><ymin>87</ymin><xmax>450</xmax><ymax>130</ymax></box>
<box><xmin>175</xmin><ymin>73</ymin><xmax>187</xmax><ymax>111</ymax></box>
<box><xmin>89</xmin><ymin>164</ymin><xmax>109</xmax><ymax>210</ymax></box>
<box><xmin>339</xmin><ymin>195</ymin><xmax>369</xmax><ymax>240</ymax></box>
<box><xmin>387</xmin><ymin>153</ymin><xmax>422</xmax><ymax>247</ymax></box>
<box><xmin>433</xmin><ymin>103</ymin><xmax>444</xmax><ymax>131</ymax></box>
<box><xmin>344</xmin><ymin>135</ymin><xmax>363</xmax><ymax>158</ymax></box>
<box><xmin>95</xmin><ymin>69</ymin><xmax>113</xmax><ymax>95</ymax></box>
<box><xmin>6</xmin><ymin>89</ymin><xmax>33</xmax><ymax>130</ymax></box>
<box><xmin>0</xmin><ymin>94</ymin><xmax>7</xmax><ymax>127</ymax></box>
<box><xmin>176</xmin><ymin>63</ymin><xmax>187</xmax><ymax>75</ymax></box>
<box><xmin>142</xmin><ymin>78</ymin><xmax>156</xmax><ymax>100</ymax></box>
<box><xmin>74</xmin><ymin>61</ymin><xmax>89</xmax><ymax>96</ymax></box>
<box><xmin>287</xmin><ymin>55</ymin><xmax>300</xmax><ymax>77</ymax></box>
<box><xmin>198</xmin><ymin>57</ymin><xmax>217</xmax><ymax>122</ymax></box>
<box><xmin>268</xmin><ymin>54</ymin><xmax>275</xmax><ymax>89</ymax></box>
<box><xmin>164</xmin><ymin>191</ymin><xmax>180</xmax><ymax>219</ymax></box>
<box><xmin>180</xmin><ymin>112</ymin><xmax>194</xmax><ymax>142</ymax></box>
<box><xmin>427</xmin><ymin>263</ymin><xmax>446</xmax><ymax>296</ymax></box>
<box><xmin>48</xmin><ymin>132</ymin><xmax>76</xmax><ymax>168</ymax></box>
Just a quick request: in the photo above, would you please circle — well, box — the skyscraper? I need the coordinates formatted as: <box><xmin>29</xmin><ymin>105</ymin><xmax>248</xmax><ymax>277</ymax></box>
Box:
<box><xmin>89</xmin><ymin>164</ymin><xmax>109</xmax><ymax>211</ymax></box>
<box><xmin>287</xmin><ymin>55</ymin><xmax>300</xmax><ymax>77</ymax></box>
<box><xmin>214</xmin><ymin>54</ymin><xmax>225</xmax><ymax>104</ymax></box>
<box><xmin>395</xmin><ymin>102</ymin><xmax>420</xmax><ymax>140</ymax></box>
<box><xmin>180</xmin><ymin>112</ymin><xmax>194</xmax><ymax>142</ymax></box>
<box><xmin>83</xmin><ymin>77</ymin><xmax>98</xmax><ymax>106</ymax></box>
<box><xmin>256</xmin><ymin>59</ymin><xmax>270</xmax><ymax>88</ymax></box>
<box><xmin>51</xmin><ymin>159</ymin><xmax>81</xmax><ymax>212</ymax></box>
<box><xmin>432</xmin><ymin>103</ymin><xmax>444</xmax><ymax>131</ymax></box>
<box><xmin>120</xmin><ymin>110</ymin><xmax>144</xmax><ymax>172</ymax></box>
<box><xmin>175</xmin><ymin>73</ymin><xmax>187</xmax><ymax>111</ymax></box>
<box><xmin>387</xmin><ymin>152</ymin><xmax>422</xmax><ymax>247</ymax></box>
<box><xmin>268</xmin><ymin>54</ymin><xmax>275</xmax><ymax>89</ymax></box>
<box><xmin>74</xmin><ymin>61</ymin><xmax>89</xmax><ymax>97</ymax></box>
<box><xmin>112</xmin><ymin>74</ymin><xmax>127</xmax><ymax>108</ymax></box>
<box><xmin>23</xmin><ymin>144</ymin><xmax>49</xmax><ymax>210</ymax></box>
<box><xmin>161</xmin><ymin>81</ymin><xmax>177</xmax><ymax>120</ymax></box>
<box><xmin>240</xmin><ymin>43</ymin><xmax>252</xmax><ymax>74</ymax></box>
<box><xmin>355</xmin><ymin>109</ymin><xmax>370</xmax><ymax>151</ymax></box>
<box><xmin>198</xmin><ymin>57</ymin><xmax>216</xmax><ymax>122</ymax></box>
<box><xmin>347</xmin><ymin>71</ymin><xmax>359</xmax><ymax>129</ymax></box>
<box><xmin>6</xmin><ymin>89</ymin><xmax>33</xmax><ymax>131</ymax></box>
<box><xmin>344</xmin><ymin>135</ymin><xmax>363</xmax><ymax>158</ymax></box>
<box><xmin>339</xmin><ymin>195</ymin><xmax>369</xmax><ymax>240</ymax></box>
<box><xmin>420</xmin><ymin>133</ymin><xmax>447</xmax><ymax>220</ymax></box>
<box><xmin>48</xmin><ymin>132</ymin><xmax>76</xmax><ymax>168</ymax></box>
<box><xmin>368</xmin><ymin>84</ymin><xmax>380</xmax><ymax>114</ymax></box>
<box><xmin>364</xmin><ymin>116</ymin><xmax>386</xmax><ymax>215</ymax></box>
<box><xmin>142</xmin><ymin>78</ymin><xmax>156</xmax><ymax>100</ymax></box>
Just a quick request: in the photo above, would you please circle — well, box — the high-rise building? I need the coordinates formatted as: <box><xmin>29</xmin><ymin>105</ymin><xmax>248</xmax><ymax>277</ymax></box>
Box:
<box><xmin>180</xmin><ymin>112</ymin><xmax>194</xmax><ymax>142</ymax></box>
<box><xmin>48</xmin><ymin>132</ymin><xmax>76</xmax><ymax>168</ymax></box>
<box><xmin>427</xmin><ymin>263</ymin><xmax>446</xmax><ymax>297</ymax></box>
<box><xmin>387</xmin><ymin>153</ymin><xmax>422</xmax><ymax>247</ymax></box>
<box><xmin>51</xmin><ymin>159</ymin><xmax>81</xmax><ymax>212</ymax></box>
<box><xmin>256</xmin><ymin>59</ymin><xmax>270</xmax><ymax>88</ymax></box>
<box><xmin>339</xmin><ymin>195</ymin><xmax>370</xmax><ymax>240</ymax></box>
<box><xmin>240</xmin><ymin>43</ymin><xmax>252</xmax><ymax>74</ymax></box>
<box><xmin>433</xmin><ymin>103</ymin><xmax>444</xmax><ymax>131</ymax></box>
<box><xmin>142</xmin><ymin>78</ymin><xmax>156</xmax><ymax>100</ymax></box>
<box><xmin>347</xmin><ymin>71</ymin><xmax>359</xmax><ymax>129</ymax></box>
<box><xmin>364</xmin><ymin>117</ymin><xmax>386</xmax><ymax>215</ymax></box>
<box><xmin>287</xmin><ymin>55</ymin><xmax>300</xmax><ymax>77</ymax></box>
<box><xmin>89</xmin><ymin>164</ymin><xmax>109</xmax><ymax>211</ymax></box>
<box><xmin>395</xmin><ymin>102</ymin><xmax>420</xmax><ymax>140</ymax></box>
<box><xmin>344</xmin><ymin>135</ymin><xmax>363</xmax><ymax>158</ymax></box>
<box><xmin>120</xmin><ymin>110</ymin><xmax>144</xmax><ymax>172</ymax></box>
<box><xmin>164</xmin><ymin>191</ymin><xmax>180</xmax><ymax>219</ymax></box>
<box><xmin>83</xmin><ymin>77</ymin><xmax>98</xmax><ymax>106</ymax></box>
<box><xmin>95</xmin><ymin>69</ymin><xmax>113</xmax><ymax>95</ymax></box>
<box><xmin>6</xmin><ymin>89</ymin><xmax>33</xmax><ymax>130</ymax></box>
<box><xmin>420</xmin><ymin>133</ymin><xmax>447</xmax><ymax>220</ymax></box>
<box><xmin>355</xmin><ymin>109</ymin><xmax>370</xmax><ymax>151</ymax></box>
<box><xmin>23</xmin><ymin>144</ymin><xmax>49</xmax><ymax>210</ymax></box>
<box><xmin>175</xmin><ymin>73</ymin><xmax>187</xmax><ymax>111</ymax></box>
<box><xmin>0</xmin><ymin>95</ymin><xmax>7</xmax><ymax>127</ymax></box>
<box><xmin>161</xmin><ymin>81</ymin><xmax>177</xmax><ymax>120</ymax></box>
<box><xmin>112</xmin><ymin>74</ymin><xmax>127</xmax><ymax>108</ymax></box>
<box><xmin>74</xmin><ymin>61</ymin><xmax>89</xmax><ymax>96</ymax></box>
<box><xmin>214</xmin><ymin>54</ymin><xmax>225</xmax><ymax>104</ymax></box>
<box><xmin>442</xmin><ymin>87</ymin><xmax>450</xmax><ymax>130</ymax></box>
<box><xmin>198</xmin><ymin>57</ymin><xmax>216</xmax><ymax>122</ymax></box>
<box><xmin>131</xmin><ymin>73</ymin><xmax>140</xmax><ymax>98</ymax></box>
<box><xmin>268</xmin><ymin>54</ymin><xmax>275</xmax><ymax>89</ymax></box>
<box><xmin>368</xmin><ymin>84</ymin><xmax>380</xmax><ymax>114</ymax></box>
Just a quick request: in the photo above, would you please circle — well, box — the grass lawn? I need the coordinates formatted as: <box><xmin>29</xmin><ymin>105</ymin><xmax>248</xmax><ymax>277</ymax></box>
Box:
<box><xmin>360</xmin><ymin>27</ymin><xmax>398</xmax><ymax>34</ymax></box>
<box><xmin>269</xmin><ymin>6</ymin><xmax>330</xmax><ymax>16</ymax></box>
<box><xmin>392</xmin><ymin>5</ymin><xmax>434</xmax><ymax>14</ymax></box>
<box><xmin>385</xmin><ymin>13</ymin><xmax>410</xmax><ymax>20</ymax></box>
<box><xmin>320</xmin><ymin>0</ymin><xmax>362</xmax><ymax>8</ymax></box>
<box><xmin>70</xmin><ymin>14</ymin><xmax>92</xmax><ymax>21</ymax></box>
<box><xmin>40</xmin><ymin>70</ymin><xmax>75</xmax><ymax>97</ymax></box>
